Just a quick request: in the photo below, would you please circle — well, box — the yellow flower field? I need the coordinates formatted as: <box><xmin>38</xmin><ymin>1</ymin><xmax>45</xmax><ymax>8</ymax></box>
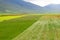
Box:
<box><xmin>0</xmin><ymin>15</ymin><xmax>26</xmax><ymax>22</ymax></box>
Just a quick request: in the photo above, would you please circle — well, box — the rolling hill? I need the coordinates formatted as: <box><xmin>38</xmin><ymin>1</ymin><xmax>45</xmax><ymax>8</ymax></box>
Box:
<box><xmin>44</xmin><ymin>4</ymin><xmax>60</xmax><ymax>13</ymax></box>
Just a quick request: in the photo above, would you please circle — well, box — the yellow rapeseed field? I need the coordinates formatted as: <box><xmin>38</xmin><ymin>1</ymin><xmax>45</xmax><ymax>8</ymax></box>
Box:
<box><xmin>0</xmin><ymin>15</ymin><xmax>26</xmax><ymax>22</ymax></box>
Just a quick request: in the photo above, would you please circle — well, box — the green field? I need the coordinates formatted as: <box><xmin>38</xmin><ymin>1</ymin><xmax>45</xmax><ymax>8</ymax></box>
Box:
<box><xmin>0</xmin><ymin>14</ymin><xmax>41</xmax><ymax>40</ymax></box>
<box><xmin>0</xmin><ymin>14</ymin><xmax>60</xmax><ymax>40</ymax></box>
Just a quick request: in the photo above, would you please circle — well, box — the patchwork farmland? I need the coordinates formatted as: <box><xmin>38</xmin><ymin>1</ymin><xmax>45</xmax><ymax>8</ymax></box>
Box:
<box><xmin>0</xmin><ymin>14</ymin><xmax>60</xmax><ymax>40</ymax></box>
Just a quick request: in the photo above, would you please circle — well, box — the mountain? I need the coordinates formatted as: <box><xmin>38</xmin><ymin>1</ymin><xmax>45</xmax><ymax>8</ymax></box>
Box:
<box><xmin>44</xmin><ymin>4</ymin><xmax>60</xmax><ymax>13</ymax></box>
<box><xmin>0</xmin><ymin>0</ymin><xmax>60</xmax><ymax>14</ymax></box>
<box><xmin>0</xmin><ymin>0</ymin><xmax>43</xmax><ymax>14</ymax></box>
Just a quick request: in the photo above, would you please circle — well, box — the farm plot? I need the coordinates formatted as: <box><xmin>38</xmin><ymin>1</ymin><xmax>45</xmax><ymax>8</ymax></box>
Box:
<box><xmin>0</xmin><ymin>15</ymin><xmax>26</xmax><ymax>22</ymax></box>
<box><xmin>13</xmin><ymin>15</ymin><xmax>60</xmax><ymax>40</ymax></box>
<box><xmin>0</xmin><ymin>15</ymin><xmax>41</xmax><ymax>40</ymax></box>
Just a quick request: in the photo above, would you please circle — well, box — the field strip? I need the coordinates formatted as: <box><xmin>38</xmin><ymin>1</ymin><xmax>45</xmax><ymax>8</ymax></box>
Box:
<box><xmin>12</xmin><ymin>18</ymin><xmax>49</xmax><ymax>40</ymax></box>
<box><xmin>12</xmin><ymin>20</ymin><xmax>41</xmax><ymax>40</ymax></box>
<box><xmin>52</xmin><ymin>18</ymin><xmax>60</xmax><ymax>40</ymax></box>
<box><xmin>0</xmin><ymin>15</ymin><xmax>26</xmax><ymax>22</ymax></box>
<box><xmin>12</xmin><ymin>16</ymin><xmax>60</xmax><ymax>40</ymax></box>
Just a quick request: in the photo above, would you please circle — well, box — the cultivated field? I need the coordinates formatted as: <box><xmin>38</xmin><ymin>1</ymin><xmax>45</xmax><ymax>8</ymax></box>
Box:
<box><xmin>0</xmin><ymin>14</ymin><xmax>41</xmax><ymax>40</ymax></box>
<box><xmin>0</xmin><ymin>15</ymin><xmax>26</xmax><ymax>22</ymax></box>
<box><xmin>0</xmin><ymin>14</ymin><xmax>60</xmax><ymax>40</ymax></box>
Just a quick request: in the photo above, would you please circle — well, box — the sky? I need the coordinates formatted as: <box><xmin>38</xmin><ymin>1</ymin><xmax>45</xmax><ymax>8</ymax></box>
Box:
<box><xmin>24</xmin><ymin>0</ymin><xmax>60</xmax><ymax>7</ymax></box>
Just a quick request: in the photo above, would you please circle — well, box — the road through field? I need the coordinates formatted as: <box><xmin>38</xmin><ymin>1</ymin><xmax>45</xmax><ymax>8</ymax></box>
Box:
<box><xmin>12</xmin><ymin>16</ymin><xmax>60</xmax><ymax>40</ymax></box>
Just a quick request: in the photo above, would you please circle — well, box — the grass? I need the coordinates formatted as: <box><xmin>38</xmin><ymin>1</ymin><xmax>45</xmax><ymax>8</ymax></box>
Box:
<box><xmin>0</xmin><ymin>15</ymin><xmax>41</xmax><ymax>40</ymax></box>
<box><xmin>12</xmin><ymin>15</ymin><xmax>60</xmax><ymax>40</ymax></box>
<box><xmin>0</xmin><ymin>14</ymin><xmax>60</xmax><ymax>40</ymax></box>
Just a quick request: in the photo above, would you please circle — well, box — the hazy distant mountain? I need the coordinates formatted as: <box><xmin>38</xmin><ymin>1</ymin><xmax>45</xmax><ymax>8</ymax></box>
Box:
<box><xmin>0</xmin><ymin>0</ymin><xmax>60</xmax><ymax>14</ymax></box>
<box><xmin>0</xmin><ymin>0</ymin><xmax>43</xmax><ymax>14</ymax></box>
<box><xmin>44</xmin><ymin>4</ymin><xmax>60</xmax><ymax>13</ymax></box>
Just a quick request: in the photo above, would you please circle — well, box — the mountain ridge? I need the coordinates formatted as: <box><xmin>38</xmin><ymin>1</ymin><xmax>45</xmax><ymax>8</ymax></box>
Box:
<box><xmin>0</xmin><ymin>0</ymin><xmax>60</xmax><ymax>14</ymax></box>
<box><xmin>0</xmin><ymin>0</ymin><xmax>43</xmax><ymax>14</ymax></box>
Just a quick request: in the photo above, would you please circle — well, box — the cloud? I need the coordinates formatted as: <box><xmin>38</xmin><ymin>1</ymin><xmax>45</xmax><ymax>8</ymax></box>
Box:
<box><xmin>24</xmin><ymin>0</ymin><xmax>60</xmax><ymax>7</ymax></box>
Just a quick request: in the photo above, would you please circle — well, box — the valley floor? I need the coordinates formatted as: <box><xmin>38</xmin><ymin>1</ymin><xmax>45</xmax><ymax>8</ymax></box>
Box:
<box><xmin>12</xmin><ymin>15</ymin><xmax>60</xmax><ymax>40</ymax></box>
<box><xmin>0</xmin><ymin>14</ymin><xmax>60</xmax><ymax>40</ymax></box>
